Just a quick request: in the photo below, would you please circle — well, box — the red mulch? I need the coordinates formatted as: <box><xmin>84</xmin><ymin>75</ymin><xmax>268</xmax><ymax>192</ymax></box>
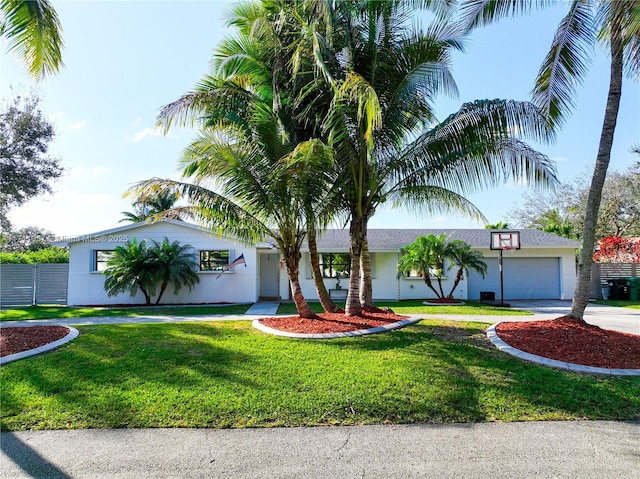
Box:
<box><xmin>1</xmin><ymin>326</ymin><xmax>71</xmax><ymax>357</ymax></box>
<box><xmin>496</xmin><ymin>316</ymin><xmax>640</xmax><ymax>369</ymax></box>
<box><xmin>259</xmin><ymin>310</ymin><xmax>409</xmax><ymax>334</ymax></box>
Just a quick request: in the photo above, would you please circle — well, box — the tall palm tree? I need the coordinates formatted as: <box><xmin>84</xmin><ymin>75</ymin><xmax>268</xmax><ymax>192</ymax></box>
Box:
<box><xmin>0</xmin><ymin>0</ymin><xmax>64</xmax><ymax>79</ymax></box>
<box><xmin>314</xmin><ymin>1</ymin><xmax>557</xmax><ymax>316</ymax></box>
<box><xmin>120</xmin><ymin>191</ymin><xmax>183</xmax><ymax>223</ymax></box>
<box><xmin>151</xmin><ymin>0</ymin><xmax>340</xmax><ymax>317</ymax></box>
<box><xmin>461</xmin><ymin>0</ymin><xmax>639</xmax><ymax>321</ymax></box>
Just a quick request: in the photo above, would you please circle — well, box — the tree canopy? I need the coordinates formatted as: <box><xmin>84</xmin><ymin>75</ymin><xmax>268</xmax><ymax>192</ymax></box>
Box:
<box><xmin>0</xmin><ymin>94</ymin><xmax>63</xmax><ymax>230</ymax></box>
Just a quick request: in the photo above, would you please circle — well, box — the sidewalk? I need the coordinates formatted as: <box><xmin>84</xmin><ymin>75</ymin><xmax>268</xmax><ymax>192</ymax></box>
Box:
<box><xmin>2</xmin><ymin>421</ymin><xmax>639</xmax><ymax>478</ymax></box>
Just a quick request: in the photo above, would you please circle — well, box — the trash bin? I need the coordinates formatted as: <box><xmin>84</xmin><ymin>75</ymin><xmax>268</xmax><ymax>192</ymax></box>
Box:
<box><xmin>480</xmin><ymin>291</ymin><xmax>495</xmax><ymax>301</ymax></box>
<box><xmin>607</xmin><ymin>279</ymin><xmax>630</xmax><ymax>300</ymax></box>
<box><xmin>625</xmin><ymin>277</ymin><xmax>640</xmax><ymax>301</ymax></box>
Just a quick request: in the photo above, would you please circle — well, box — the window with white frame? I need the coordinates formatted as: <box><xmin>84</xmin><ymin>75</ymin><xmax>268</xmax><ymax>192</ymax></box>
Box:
<box><xmin>199</xmin><ymin>250</ymin><xmax>230</xmax><ymax>272</ymax></box>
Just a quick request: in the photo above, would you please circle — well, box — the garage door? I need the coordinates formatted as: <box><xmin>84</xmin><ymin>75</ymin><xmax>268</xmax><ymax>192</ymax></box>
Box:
<box><xmin>467</xmin><ymin>257</ymin><xmax>561</xmax><ymax>300</ymax></box>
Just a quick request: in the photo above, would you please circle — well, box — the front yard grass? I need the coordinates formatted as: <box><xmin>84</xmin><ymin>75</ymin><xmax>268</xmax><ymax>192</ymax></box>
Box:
<box><xmin>594</xmin><ymin>299</ymin><xmax>640</xmax><ymax>310</ymax></box>
<box><xmin>277</xmin><ymin>300</ymin><xmax>533</xmax><ymax>316</ymax></box>
<box><xmin>1</xmin><ymin>320</ymin><xmax>637</xmax><ymax>431</ymax></box>
<box><xmin>0</xmin><ymin>304</ymin><xmax>251</xmax><ymax>321</ymax></box>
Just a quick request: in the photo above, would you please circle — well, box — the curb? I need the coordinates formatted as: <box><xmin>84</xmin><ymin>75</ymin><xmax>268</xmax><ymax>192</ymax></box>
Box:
<box><xmin>0</xmin><ymin>325</ymin><xmax>80</xmax><ymax>365</ymax></box>
<box><xmin>252</xmin><ymin>317</ymin><xmax>423</xmax><ymax>339</ymax></box>
<box><xmin>487</xmin><ymin>323</ymin><xmax>640</xmax><ymax>376</ymax></box>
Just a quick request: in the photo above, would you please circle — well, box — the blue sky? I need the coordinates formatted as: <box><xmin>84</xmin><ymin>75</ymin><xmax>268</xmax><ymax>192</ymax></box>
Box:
<box><xmin>1</xmin><ymin>1</ymin><xmax>638</xmax><ymax>237</ymax></box>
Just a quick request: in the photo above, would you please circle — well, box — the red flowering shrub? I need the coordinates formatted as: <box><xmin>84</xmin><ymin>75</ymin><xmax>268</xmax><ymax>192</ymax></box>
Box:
<box><xmin>593</xmin><ymin>236</ymin><xmax>640</xmax><ymax>263</ymax></box>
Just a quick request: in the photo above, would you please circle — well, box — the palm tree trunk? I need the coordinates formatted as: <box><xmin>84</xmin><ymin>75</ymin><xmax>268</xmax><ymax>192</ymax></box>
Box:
<box><xmin>345</xmin><ymin>215</ymin><xmax>365</xmax><ymax>316</ymax></box>
<box><xmin>570</xmin><ymin>7</ymin><xmax>623</xmax><ymax>321</ymax></box>
<box><xmin>422</xmin><ymin>273</ymin><xmax>442</xmax><ymax>298</ymax></box>
<box><xmin>283</xmin><ymin>252</ymin><xmax>318</xmax><ymax>319</ymax></box>
<box><xmin>447</xmin><ymin>269</ymin><xmax>464</xmax><ymax>299</ymax></box>
<box><xmin>307</xmin><ymin>223</ymin><xmax>342</xmax><ymax>313</ymax></box>
<box><xmin>139</xmin><ymin>284</ymin><xmax>152</xmax><ymax>305</ymax></box>
<box><xmin>155</xmin><ymin>281</ymin><xmax>169</xmax><ymax>305</ymax></box>
<box><xmin>359</xmin><ymin>236</ymin><xmax>375</xmax><ymax>308</ymax></box>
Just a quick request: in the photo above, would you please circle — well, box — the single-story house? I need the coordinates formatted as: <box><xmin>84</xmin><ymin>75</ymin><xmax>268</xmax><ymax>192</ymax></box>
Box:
<box><xmin>56</xmin><ymin>220</ymin><xmax>580</xmax><ymax>306</ymax></box>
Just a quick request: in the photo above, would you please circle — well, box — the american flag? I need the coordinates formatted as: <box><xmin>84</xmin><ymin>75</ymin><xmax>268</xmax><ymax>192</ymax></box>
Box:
<box><xmin>216</xmin><ymin>254</ymin><xmax>246</xmax><ymax>279</ymax></box>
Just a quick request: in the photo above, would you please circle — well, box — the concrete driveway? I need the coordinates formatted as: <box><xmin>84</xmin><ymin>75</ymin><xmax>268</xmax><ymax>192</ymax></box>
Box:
<box><xmin>423</xmin><ymin>300</ymin><xmax>639</xmax><ymax>336</ymax></box>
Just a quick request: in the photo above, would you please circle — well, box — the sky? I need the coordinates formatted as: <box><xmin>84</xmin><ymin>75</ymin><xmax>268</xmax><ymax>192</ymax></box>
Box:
<box><xmin>1</xmin><ymin>0</ymin><xmax>638</xmax><ymax>238</ymax></box>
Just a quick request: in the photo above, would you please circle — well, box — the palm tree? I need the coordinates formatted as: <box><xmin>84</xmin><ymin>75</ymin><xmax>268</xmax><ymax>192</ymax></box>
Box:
<box><xmin>313</xmin><ymin>1</ymin><xmax>557</xmax><ymax>316</ymax></box>
<box><xmin>103</xmin><ymin>238</ymin><xmax>157</xmax><ymax>305</ymax></box>
<box><xmin>147</xmin><ymin>1</ymin><xmax>340</xmax><ymax>318</ymax></box>
<box><xmin>461</xmin><ymin>0</ymin><xmax>639</xmax><ymax>321</ymax></box>
<box><xmin>150</xmin><ymin>237</ymin><xmax>200</xmax><ymax>305</ymax></box>
<box><xmin>397</xmin><ymin>234</ymin><xmax>452</xmax><ymax>299</ymax></box>
<box><xmin>120</xmin><ymin>191</ymin><xmax>183</xmax><ymax>223</ymax></box>
<box><xmin>1</xmin><ymin>0</ymin><xmax>64</xmax><ymax>79</ymax></box>
<box><xmin>445</xmin><ymin>240</ymin><xmax>487</xmax><ymax>299</ymax></box>
<box><xmin>485</xmin><ymin>221</ymin><xmax>510</xmax><ymax>230</ymax></box>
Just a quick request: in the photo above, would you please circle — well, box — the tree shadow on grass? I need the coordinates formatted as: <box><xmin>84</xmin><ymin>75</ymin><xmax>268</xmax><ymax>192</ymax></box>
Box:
<box><xmin>321</xmin><ymin>323</ymin><xmax>640</xmax><ymax>422</ymax></box>
<box><xmin>1</xmin><ymin>323</ymin><xmax>261</xmax><ymax>429</ymax></box>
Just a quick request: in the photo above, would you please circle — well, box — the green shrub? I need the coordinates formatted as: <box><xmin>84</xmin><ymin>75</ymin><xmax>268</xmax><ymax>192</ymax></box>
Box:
<box><xmin>0</xmin><ymin>247</ymin><xmax>69</xmax><ymax>264</ymax></box>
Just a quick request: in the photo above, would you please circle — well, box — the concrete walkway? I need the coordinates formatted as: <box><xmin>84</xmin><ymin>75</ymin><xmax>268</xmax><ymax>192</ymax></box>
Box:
<box><xmin>2</xmin><ymin>421</ymin><xmax>639</xmax><ymax>478</ymax></box>
<box><xmin>2</xmin><ymin>300</ymin><xmax>638</xmax><ymax>334</ymax></box>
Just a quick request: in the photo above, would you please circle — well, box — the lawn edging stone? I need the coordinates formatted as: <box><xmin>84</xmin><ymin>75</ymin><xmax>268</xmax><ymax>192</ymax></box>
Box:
<box><xmin>487</xmin><ymin>323</ymin><xmax>640</xmax><ymax>376</ymax></box>
<box><xmin>0</xmin><ymin>325</ymin><xmax>79</xmax><ymax>365</ymax></box>
<box><xmin>252</xmin><ymin>317</ymin><xmax>423</xmax><ymax>339</ymax></box>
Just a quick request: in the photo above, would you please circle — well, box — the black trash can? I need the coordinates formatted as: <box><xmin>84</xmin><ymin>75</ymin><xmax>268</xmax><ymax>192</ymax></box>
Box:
<box><xmin>607</xmin><ymin>279</ymin><xmax>630</xmax><ymax>300</ymax></box>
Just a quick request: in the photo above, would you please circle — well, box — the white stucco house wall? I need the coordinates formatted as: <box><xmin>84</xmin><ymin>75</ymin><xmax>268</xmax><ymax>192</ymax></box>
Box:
<box><xmin>57</xmin><ymin>220</ymin><xmax>579</xmax><ymax>306</ymax></box>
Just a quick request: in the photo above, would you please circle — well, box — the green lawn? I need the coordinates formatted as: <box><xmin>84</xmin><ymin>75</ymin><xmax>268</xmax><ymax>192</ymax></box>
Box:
<box><xmin>594</xmin><ymin>299</ymin><xmax>640</xmax><ymax>310</ymax></box>
<box><xmin>277</xmin><ymin>300</ymin><xmax>532</xmax><ymax>316</ymax></box>
<box><xmin>1</xmin><ymin>320</ymin><xmax>637</xmax><ymax>431</ymax></box>
<box><xmin>0</xmin><ymin>304</ymin><xmax>251</xmax><ymax>321</ymax></box>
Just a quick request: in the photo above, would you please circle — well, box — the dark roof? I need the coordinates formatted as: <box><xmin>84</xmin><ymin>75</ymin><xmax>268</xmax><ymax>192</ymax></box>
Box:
<box><xmin>310</xmin><ymin>229</ymin><xmax>580</xmax><ymax>251</ymax></box>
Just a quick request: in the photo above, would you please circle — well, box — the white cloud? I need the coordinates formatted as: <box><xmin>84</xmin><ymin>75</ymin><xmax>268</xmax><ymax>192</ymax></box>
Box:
<box><xmin>68</xmin><ymin>165</ymin><xmax>111</xmax><ymax>178</ymax></box>
<box><xmin>133</xmin><ymin>127</ymin><xmax>162</xmax><ymax>142</ymax></box>
<box><xmin>49</xmin><ymin>111</ymin><xmax>65</xmax><ymax>122</ymax></box>
<box><xmin>552</xmin><ymin>156</ymin><xmax>569</xmax><ymax>163</ymax></box>
<box><xmin>68</xmin><ymin>120</ymin><xmax>87</xmax><ymax>130</ymax></box>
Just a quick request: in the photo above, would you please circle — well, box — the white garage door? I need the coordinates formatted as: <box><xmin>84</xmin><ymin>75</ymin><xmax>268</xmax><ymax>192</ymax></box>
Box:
<box><xmin>467</xmin><ymin>257</ymin><xmax>561</xmax><ymax>300</ymax></box>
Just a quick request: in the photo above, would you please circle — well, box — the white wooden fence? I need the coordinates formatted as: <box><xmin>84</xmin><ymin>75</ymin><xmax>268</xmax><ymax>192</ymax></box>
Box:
<box><xmin>0</xmin><ymin>264</ymin><xmax>68</xmax><ymax>307</ymax></box>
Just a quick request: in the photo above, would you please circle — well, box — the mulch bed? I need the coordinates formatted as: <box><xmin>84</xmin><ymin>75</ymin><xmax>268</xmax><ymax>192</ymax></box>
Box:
<box><xmin>1</xmin><ymin>326</ymin><xmax>71</xmax><ymax>357</ymax></box>
<box><xmin>258</xmin><ymin>310</ymin><xmax>409</xmax><ymax>334</ymax></box>
<box><xmin>496</xmin><ymin>316</ymin><xmax>640</xmax><ymax>369</ymax></box>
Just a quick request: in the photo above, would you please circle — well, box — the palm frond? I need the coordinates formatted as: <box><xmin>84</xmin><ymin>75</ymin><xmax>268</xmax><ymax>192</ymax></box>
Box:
<box><xmin>532</xmin><ymin>0</ymin><xmax>597</xmax><ymax>129</ymax></box>
<box><xmin>1</xmin><ymin>0</ymin><xmax>64</xmax><ymax>79</ymax></box>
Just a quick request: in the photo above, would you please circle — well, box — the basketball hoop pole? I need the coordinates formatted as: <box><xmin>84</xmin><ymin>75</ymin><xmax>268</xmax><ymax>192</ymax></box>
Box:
<box><xmin>499</xmin><ymin>249</ymin><xmax>504</xmax><ymax>307</ymax></box>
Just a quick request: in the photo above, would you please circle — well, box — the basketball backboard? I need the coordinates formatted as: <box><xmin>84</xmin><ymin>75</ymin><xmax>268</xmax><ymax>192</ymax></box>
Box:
<box><xmin>490</xmin><ymin>231</ymin><xmax>521</xmax><ymax>250</ymax></box>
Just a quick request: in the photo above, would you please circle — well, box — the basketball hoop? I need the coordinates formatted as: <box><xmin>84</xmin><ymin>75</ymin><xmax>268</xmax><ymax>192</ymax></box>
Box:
<box><xmin>489</xmin><ymin>231</ymin><xmax>522</xmax><ymax>307</ymax></box>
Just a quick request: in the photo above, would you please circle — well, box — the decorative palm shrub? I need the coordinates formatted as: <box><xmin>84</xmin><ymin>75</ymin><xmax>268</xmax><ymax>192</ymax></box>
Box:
<box><xmin>103</xmin><ymin>237</ymin><xmax>199</xmax><ymax>305</ymax></box>
<box><xmin>397</xmin><ymin>234</ymin><xmax>487</xmax><ymax>300</ymax></box>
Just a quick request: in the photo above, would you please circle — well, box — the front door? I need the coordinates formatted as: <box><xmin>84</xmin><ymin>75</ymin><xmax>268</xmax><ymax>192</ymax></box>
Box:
<box><xmin>259</xmin><ymin>254</ymin><xmax>280</xmax><ymax>299</ymax></box>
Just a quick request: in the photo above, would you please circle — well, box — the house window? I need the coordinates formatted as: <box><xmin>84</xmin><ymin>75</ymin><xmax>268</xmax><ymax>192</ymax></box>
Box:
<box><xmin>94</xmin><ymin>250</ymin><xmax>114</xmax><ymax>272</ymax></box>
<box><xmin>319</xmin><ymin>253</ymin><xmax>350</xmax><ymax>278</ymax></box>
<box><xmin>200</xmin><ymin>250</ymin><xmax>230</xmax><ymax>272</ymax></box>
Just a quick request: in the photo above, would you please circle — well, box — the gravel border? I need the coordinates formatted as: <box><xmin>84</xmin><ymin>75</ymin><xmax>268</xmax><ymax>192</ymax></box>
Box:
<box><xmin>252</xmin><ymin>317</ymin><xmax>423</xmax><ymax>339</ymax></box>
<box><xmin>0</xmin><ymin>325</ymin><xmax>80</xmax><ymax>365</ymax></box>
<box><xmin>487</xmin><ymin>323</ymin><xmax>640</xmax><ymax>376</ymax></box>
